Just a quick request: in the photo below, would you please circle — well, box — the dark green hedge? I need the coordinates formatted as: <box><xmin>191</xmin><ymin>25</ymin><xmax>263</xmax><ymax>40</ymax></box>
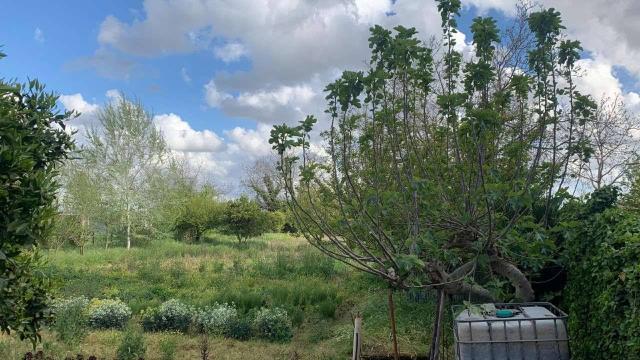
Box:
<box><xmin>563</xmin><ymin>208</ymin><xmax>640</xmax><ymax>359</ymax></box>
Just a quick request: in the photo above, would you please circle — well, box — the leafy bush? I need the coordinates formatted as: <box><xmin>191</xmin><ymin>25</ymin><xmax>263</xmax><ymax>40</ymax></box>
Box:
<box><xmin>252</xmin><ymin>307</ymin><xmax>292</xmax><ymax>342</ymax></box>
<box><xmin>193</xmin><ymin>303</ymin><xmax>238</xmax><ymax>336</ymax></box>
<box><xmin>265</xmin><ymin>211</ymin><xmax>286</xmax><ymax>232</ymax></box>
<box><xmin>0</xmin><ymin>58</ymin><xmax>74</xmax><ymax>343</ymax></box>
<box><xmin>564</xmin><ymin>207</ymin><xmax>640</xmax><ymax>359</ymax></box>
<box><xmin>226</xmin><ymin>317</ymin><xmax>252</xmax><ymax>341</ymax></box>
<box><xmin>87</xmin><ymin>298</ymin><xmax>132</xmax><ymax>329</ymax></box>
<box><xmin>141</xmin><ymin>299</ymin><xmax>193</xmax><ymax>332</ymax></box>
<box><xmin>173</xmin><ymin>186</ymin><xmax>221</xmax><ymax>242</ymax></box>
<box><xmin>220</xmin><ymin>196</ymin><xmax>271</xmax><ymax>242</ymax></box>
<box><xmin>116</xmin><ymin>326</ymin><xmax>146</xmax><ymax>360</ymax></box>
<box><xmin>51</xmin><ymin>297</ymin><xmax>88</xmax><ymax>346</ymax></box>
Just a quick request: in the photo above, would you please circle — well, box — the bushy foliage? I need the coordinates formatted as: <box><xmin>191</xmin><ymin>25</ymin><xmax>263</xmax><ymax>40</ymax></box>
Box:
<box><xmin>226</xmin><ymin>317</ymin><xmax>252</xmax><ymax>341</ymax></box>
<box><xmin>0</xmin><ymin>50</ymin><xmax>74</xmax><ymax>343</ymax></box>
<box><xmin>141</xmin><ymin>299</ymin><xmax>193</xmax><ymax>332</ymax></box>
<box><xmin>563</xmin><ymin>206</ymin><xmax>640</xmax><ymax>359</ymax></box>
<box><xmin>86</xmin><ymin>298</ymin><xmax>131</xmax><ymax>329</ymax></box>
<box><xmin>193</xmin><ymin>303</ymin><xmax>238</xmax><ymax>336</ymax></box>
<box><xmin>220</xmin><ymin>196</ymin><xmax>271</xmax><ymax>242</ymax></box>
<box><xmin>116</xmin><ymin>326</ymin><xmax>146</xmax><ymax>360</ymax></box>
<box><xmin>172</xmin><ymin>185</ymin><xmax>221</xmax><ymax>242</ymax></box>
<box><xmin>50</xmin><ymin>297</ymin><xmax>88</xmax><ymax>346</ymax></box>
<box><xmin>265</xmin><ymin>211</ymin><xmax>287</xmax><ymax>233</ymax></box>
<box><xmin>252</xmin><ymin>307</ymin><xmax>292</xmax><ymax>342</ymax></box>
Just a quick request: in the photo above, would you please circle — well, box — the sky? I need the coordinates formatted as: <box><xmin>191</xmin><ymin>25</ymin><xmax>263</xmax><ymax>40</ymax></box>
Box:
<box><xmin>2</xmin><ymin>0</ymin><xmax>640</xmax><ymax>194</ymax></box>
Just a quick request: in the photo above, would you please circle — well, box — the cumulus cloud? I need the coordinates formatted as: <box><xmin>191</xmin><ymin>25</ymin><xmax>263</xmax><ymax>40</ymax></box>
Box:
<box><xmin>204</xmin><ymin>80</ymin><xmax>231</xmax><ymax>108</ymax></box>
<box><xmin>92</xmin><ymin>0</ymin><xmax>443</xmax><ymax>125</ymax></box>
<box><xmin>574</xmin><ymin>57</ymin><xmax>640</xmax><ymax>112</ymax></box>
<box><xmin>213</xmin><ymin>42</ymin><xmax>248</xmax><ymax>63</ymax></box>
<box><xmin>58</xmin><ymin>93</ymin><xmax>101</xmax><ymax>143</ymax></box>
<box><xmin>153</xmin><ymin>113</ymin><xmax>225</xmax><ymax>152</ymax></box>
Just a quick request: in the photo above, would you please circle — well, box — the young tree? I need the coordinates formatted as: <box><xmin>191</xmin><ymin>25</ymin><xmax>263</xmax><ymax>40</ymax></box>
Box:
<box><xmin>575</xmin><ymin>96</ymin><xmax>640</xmax><ymax>191</ymax></box>
<box><xmin>242</xmin><ymin>156</ymin><xmax>285</xmax><ymax>212</ymax></box>
<box><xmin>58</xmin><ymin>161</ymin><xmax>101</xmax><ymax>254</ymax></box>
<box><xmin>84</xmin><ymin>97</ymin><xmax>167</xmax><ymax>249</ymax></box>
<box><xmin>172</xmin><ymin>185</ymin><xmax>221</xmax><ymax>242</ymax></box>
<box><xmin>0</xmin><ymin>50</ymin><xmax>75</xmax><ymax>344</ymax></box>
<box><xmin>271</xmin><ymin>2</ymin><xmax>597</xmax><ymax>356</ymax></box>
<box><xmin>220</xmin><ymin>196</ymin><xmax>270</xmax><ymax>243</ymax></box>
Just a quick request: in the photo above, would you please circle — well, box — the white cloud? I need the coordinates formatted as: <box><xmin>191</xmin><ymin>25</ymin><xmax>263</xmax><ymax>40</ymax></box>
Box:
<box><xmin>105</xmin><ymin>89</ymin><xmax>122</xmax><ymax>102</ymax></box>
<box><xmin>223</xmin><ymin>123</ymin><xmax>273</xmax><ymax>159</ymax></box>
<box><xmin>34</xmin><ymin>27</ymin><xmax>44</xmax><ymax>43</ymax></box>
<box><xmin>153</xmin><ymin>113</ymin><xmax>225</xmax><ymax>152</ymax></box>
<box><xmin>92</xmin><ymin>0</ymin><xmax>443</xmax><ymax>124</ymax></box>
<box><xmin>213</xmin><ymin>42</ymin><xmax>248</xmax><ymax>63</ymax></box>
<box><xmin>204</xmin><ymin>80</ymin><xmax>231</xmax><ymax>108</ymax></box>
<box><xmin>59</xmin><ymin>93</ymin><xmax>99</xmax><ymax>115</ymax></box>
<box><xmin>181</xmin><ymin>67</ymin><xmax>191</xmax><ymax>83</ymax></box>
<box><xmin>236</xmin><ymin>84</ymin><xmax>314</xmax><ymax>110</ymax></box>
<box><xmin>58</xmin><ymin>93</ymin><xmax>101</xmax><ymax>143</ymax></box>
<box><xmin>574</xmin><ymin>57</ymin><xmax>640</xmax><ymax>112</ymax></box>
<box><xmin>353</xmin><ymin>0</ymin><xmax>393</xmax><ymax>24</ymax></box>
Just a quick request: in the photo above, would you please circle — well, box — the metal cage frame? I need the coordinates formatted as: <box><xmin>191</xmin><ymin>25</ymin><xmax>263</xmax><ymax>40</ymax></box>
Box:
<box><xmin>452</xmin><ymin>302</ymin><xmax>570</xmax><ymax>360</ymax></box>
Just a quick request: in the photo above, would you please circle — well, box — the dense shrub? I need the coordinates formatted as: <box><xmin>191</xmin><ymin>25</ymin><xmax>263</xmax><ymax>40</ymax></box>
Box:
<box><xmin>0</xmin><ymin>62</ymin><xmax>74</xmax><ymax>343</ymax></box>
<box><xmin>51</xmin><ymin>297</ymin><xmax>88</xmax><ymax>346</ymax></box>
<box><xmin>193</xmin><ymin>303</ymin><xmax>238</xmax><ymax>336</ymax></box>
<box><xmin>87</xmin><ymin>298</ymin><xmax>131</xmax><ymax>329</ymax></box>
<box><xmin>141</xmin><ymin>299</ymin><xmax>193</xmax><ymax>332</ymax></box>
<box><xmin>252</xmin><ymin>307</ymin><xmax>292</xmax><ymax>342</ymax></box>
<box><xmin>173</xmin><ymin>186</ymin><xmax>221</xmax><ymax>242</ymax></box>
<box><xmin>265</xmin><ymin>211</ymin><xmax>286</xmax><ymax>233</ymax></box>
<box><xmin>226</xmin><ymin>317</ymin><xmax>252</xmax><ymax>341</ymax></box>
<box><xmin>220</xmin><ymin>196</ymin><xmax>271</xmax><ymax>242</ymax></box>
<box><xmin>116</xmin><ymin>326</ymin><xmax>146</xmax><ymax>360</ymax></box>
<box><xmin>563</xmin><ymin>207</ymin><xmax>640</xmax><ymax>359</ymax></box>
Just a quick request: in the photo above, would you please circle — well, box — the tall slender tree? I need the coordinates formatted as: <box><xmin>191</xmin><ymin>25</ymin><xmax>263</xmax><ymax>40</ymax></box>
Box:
<box><xmin>84</xmin><ymin>96</ymin><xmax>166</xmax><ymax>249</ymax></box>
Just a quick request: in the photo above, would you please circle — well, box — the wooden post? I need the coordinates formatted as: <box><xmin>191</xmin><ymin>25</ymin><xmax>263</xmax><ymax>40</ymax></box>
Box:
<box><xmin>389</xmin><ymin>288</ymin><xmax>399</xmax><ymax>360</ymax></box>
<box><xmin>429</xmin><ymin>289</ymin><xmax>446</xmax><ymax>360</ymax></box>
<box><xmin>352</xmin><ymin>313</ymin><xmax>362</xmax><ymax>360</ymax></box>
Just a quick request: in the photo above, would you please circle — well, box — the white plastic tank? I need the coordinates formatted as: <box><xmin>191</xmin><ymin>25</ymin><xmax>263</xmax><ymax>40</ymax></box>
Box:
<box><xmin>454</xmin><ymin>303</ymin><xmax>569</xmax><ymax>360</ymax></box>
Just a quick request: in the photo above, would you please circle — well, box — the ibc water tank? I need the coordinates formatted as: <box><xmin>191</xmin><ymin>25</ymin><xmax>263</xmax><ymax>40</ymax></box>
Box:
<box><xmin>453</xmin><ymin>303</ymin><xmax>569</xmax><ymax>360</ymax></box>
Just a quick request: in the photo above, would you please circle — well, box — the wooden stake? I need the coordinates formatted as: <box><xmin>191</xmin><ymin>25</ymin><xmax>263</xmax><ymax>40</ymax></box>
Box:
<box><xmin>429</xmin><ymin>289</ymin><xmax>446</xmax><ymax>360</ymax></box>
<box><xmin>352</xmin><ymin>313</ymin><xmax>362</xmax><ymax>360</ymax></box>
<box><xmin>388</xmin><ymin>288</ymin><xmax>399</xmax><ymax>360</ymax></box>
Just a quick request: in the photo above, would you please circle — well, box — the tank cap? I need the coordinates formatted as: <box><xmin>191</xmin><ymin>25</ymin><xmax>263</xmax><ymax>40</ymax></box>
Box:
<box><xmin>495</xmin><ymin>309</ymin><xmax>514</xmax><ymax>318</ymax></box>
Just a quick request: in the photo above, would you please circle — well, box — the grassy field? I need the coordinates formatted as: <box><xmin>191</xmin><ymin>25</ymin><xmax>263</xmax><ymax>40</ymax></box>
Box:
<box><xmin>0</xmin><ymin>233</ymin><xmax>440</xmax><ymax>359</ymax></box>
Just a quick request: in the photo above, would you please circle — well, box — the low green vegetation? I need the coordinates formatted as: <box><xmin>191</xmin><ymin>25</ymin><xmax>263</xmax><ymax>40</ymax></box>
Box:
<box><xmin>0</xmin><ymin>233</ymin><xmax>439</xmax><ymax>359</ymax></box>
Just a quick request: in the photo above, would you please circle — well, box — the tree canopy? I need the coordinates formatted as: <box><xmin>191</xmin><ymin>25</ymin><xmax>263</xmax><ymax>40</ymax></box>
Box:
<box><xmin>270</xmin><ymin>2</ymin><xmax>598</xmax><ymax>303</ymax></box>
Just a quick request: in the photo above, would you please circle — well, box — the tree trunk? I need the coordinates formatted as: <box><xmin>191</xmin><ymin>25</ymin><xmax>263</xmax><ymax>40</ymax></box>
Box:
<box><xmin>388</xmin><ymin>288</ymin><xmax>399</xmax><ymax>360</ymax></box>
<box><xmin>126</xmin><ymin>202</ymin><xmax>131</xmax><ymax>250</ymax></box>
<box><xmin>491</xmin><ymin>257</ymin><xmax>534</xmax><ymax>301</ymax></box>
<box><xmin>429</xmin><ymin>289</ymin><xmax>446</xmax><ymax>360</ymax></box>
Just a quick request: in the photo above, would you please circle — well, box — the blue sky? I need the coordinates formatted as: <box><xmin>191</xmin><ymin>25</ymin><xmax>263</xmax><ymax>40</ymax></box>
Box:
<box><xmin>2</xmin><ymin>0</ymin><xmax>639</xmax><ymax>192</ymax></box>
<box><xmin>0</xmin><ymin>0</ymin><xmax>256</xmax><ymax>133</ymax></box>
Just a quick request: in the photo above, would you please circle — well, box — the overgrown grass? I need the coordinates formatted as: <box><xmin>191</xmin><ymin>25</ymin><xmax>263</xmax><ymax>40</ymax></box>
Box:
<box><xmin>1</xmin><ymin>232</ymin><xmax>439</xmax><ymax>359</ymax></box>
